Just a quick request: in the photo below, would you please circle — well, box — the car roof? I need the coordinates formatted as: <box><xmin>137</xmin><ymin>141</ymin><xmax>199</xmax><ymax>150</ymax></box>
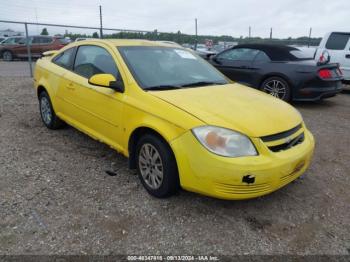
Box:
<box><xmin>6</xmin><ymin>36</ymin><xmax>23</xmax><ymax>38</ymax></box>
<box><xmin>30</xmin><ymin>35</ymin><xmax>53</xmax><ymax>38</ymax></box>
<box><xmin>233</xmin><ymin>43</ymin><xmax>300</xmax><ymax>61</ymax></box>
<box><xmin>66</xmin><ymin>38</ymin><xmax>183</xmax><ymax>48</ymax></box>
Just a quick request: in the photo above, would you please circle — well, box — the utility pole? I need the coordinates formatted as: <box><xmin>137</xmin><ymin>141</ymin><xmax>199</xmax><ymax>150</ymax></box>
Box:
<box><xmin>270</xmin><ymin>27</ymin><xmax>273</xmax><ymax>39</ymax></box>
<box><xmin>99</xmin><ymin>5</ymin><xmax>103</xmax><ymax>39</ymax></box>
<box><xmin>249</xmin><ymin>26</ymin><xmax>251</xmax><ymax>39</ymax></box>
<box><xmin>195</xmin><ymin>18</ymin><xmax>198</xmax><ymax>50</ymax></box>
<box><xmin>308</xmin><ymin>27</ymin><xmax>312</xmax><ymax>47</ymax></box>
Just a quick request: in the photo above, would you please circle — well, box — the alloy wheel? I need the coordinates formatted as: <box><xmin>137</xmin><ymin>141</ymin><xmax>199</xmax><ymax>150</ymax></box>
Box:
<box><xmin>40</xmin><ymin>96</ymin><xmax>52</xmax><ymax>125</ymax></box>
<box><xmin>3</xmin><ymin>51</ymin><xmax>12</xmax><ymax>61</ymax></box>
<box><xmin>263</xmin><ymin>79</ymin><xmax>287</xmax><ymax>99</ymax></box>
<box><xmin>138</xmin><ymin>143</ymin><xmax>164</xmax><ymax>190</ymax></box>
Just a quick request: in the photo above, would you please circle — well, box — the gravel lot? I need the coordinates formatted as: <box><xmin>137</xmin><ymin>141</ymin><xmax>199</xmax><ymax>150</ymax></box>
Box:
<box><xmin>0</xmin><ymin>73</ymin><xmax>349</xmax><ymax>256</ymax></box>
<box><xmin>0</xmin><ymin>61</ymin><xmax>35</xmax><ymax>77</ymax></box>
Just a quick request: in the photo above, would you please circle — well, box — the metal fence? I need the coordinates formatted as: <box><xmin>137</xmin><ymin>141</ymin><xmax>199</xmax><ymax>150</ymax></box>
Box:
<box><xmin>0</xmin><ymin>19</ymin><xmax>168</xmax><ymax>77</ymax></box>
<box><xmin>0</xmin><ymin>19</ymin><xmax>320</xmax><ymax>78</ymax></box>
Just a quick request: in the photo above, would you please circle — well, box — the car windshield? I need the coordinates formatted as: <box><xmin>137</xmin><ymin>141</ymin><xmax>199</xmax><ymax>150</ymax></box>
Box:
<box><xmin>2</xmin><ymin>37</ymin><xmax>23</xmax><ymax>44</ymax></box>
<box><xmin>118</xmin><ymin>46</ymin><xmax>228</xmax><ymax>90</ymax></box>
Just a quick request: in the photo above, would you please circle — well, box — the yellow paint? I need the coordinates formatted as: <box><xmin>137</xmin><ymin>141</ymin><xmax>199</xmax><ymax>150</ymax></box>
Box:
<box><xmin>34</xmin><ymin>39</ymin><xmax>315</xmax><ymax>200</ymax></box>
<box><xmin>88</xmin><ymin>73</ymin><xmax>116</xmax><ymax>87</ymax></box>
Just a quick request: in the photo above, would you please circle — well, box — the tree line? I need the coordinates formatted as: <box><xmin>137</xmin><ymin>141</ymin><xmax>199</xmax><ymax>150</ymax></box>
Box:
<box><xmin>41</xmin><ymin>28</ymin><xmax>322</xmax><ymax>46</ymax></box>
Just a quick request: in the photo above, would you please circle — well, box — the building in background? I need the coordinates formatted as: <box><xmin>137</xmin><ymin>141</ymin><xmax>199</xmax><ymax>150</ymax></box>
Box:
<box><xmin>0</xmin><ymin>29</ymin><xmax>24</xmax><ymax>37</ymax></box>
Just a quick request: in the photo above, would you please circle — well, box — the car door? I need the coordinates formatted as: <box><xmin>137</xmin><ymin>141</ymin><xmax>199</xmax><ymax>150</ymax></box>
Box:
<box><xmin>30</xmin><ymin>36</ymin><xmax>48</xmax><ymax>57</ymax></box>
<box><xmin>51</xmin><ymin>46</ymin><xmax>77</xmax><ymax>114</ymax></box>
<box><xmin>60</xmin><ymin>44</ymin><xmax>125</xmax><ymax>150</ymax></box>
<box><xmin>10</xmin><ymin>37</ymin><xmax>30</xmax><ymax>58</ymax></box>
<box><xmin>250</xmin><ymin>51</ymin><xmax>272</xmax><ymax>87</ymax></box>
<box><xmin>211</xmin><ymin>48</ymin><xmax>259</xmax><ymax>86</ymax></box>
<box><xmin>37</xmin><ymin>36</ymin><xmax>55</xmax><ymax>54</ymax></box>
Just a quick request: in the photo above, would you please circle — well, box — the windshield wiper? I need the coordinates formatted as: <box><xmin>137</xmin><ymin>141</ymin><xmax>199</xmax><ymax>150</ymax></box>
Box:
<box><xmin>145</xmin><ymin>85</ymin><xmax>182</xmax><ymax>91</ymax></box>
<box><xmin>145</xmin><ymin>81</ymin><xmax>226</xmax><ymax>91</ymax></box>
<box><xmin>180</xmin><ymin>81</ymin><xmax>227</xmax><ymax>88</ymax></box>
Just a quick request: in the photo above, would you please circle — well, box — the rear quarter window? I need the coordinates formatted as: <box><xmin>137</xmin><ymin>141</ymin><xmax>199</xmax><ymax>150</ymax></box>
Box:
<box><xmin>52</xmin><ymin>47</ymin><xmax>75</xmax><ymax>69</ymax></box>
<box><xmin>325</xmin><ymin>33</ymin><xmax>350</xmax><ymax>50</ymax></box>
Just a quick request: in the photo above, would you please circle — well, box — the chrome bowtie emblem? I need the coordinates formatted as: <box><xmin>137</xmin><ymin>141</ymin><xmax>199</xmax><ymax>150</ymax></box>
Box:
<box><xmin>285</xmin><ymin>137</ymin><xmax>292</xmax><ymax>144</ymax></box>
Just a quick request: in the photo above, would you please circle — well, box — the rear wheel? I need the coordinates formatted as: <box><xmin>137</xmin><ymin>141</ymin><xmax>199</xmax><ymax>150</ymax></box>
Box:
<box><xmin>260</xmin><ymin>76</ymin><xmax>291</xmax><ymax>101</ymax></box>
<box><xmin>136</xmin><ymin>134</ymin><xmax>180</xmax><ymax>198</ymax></box>
<box><xmin>39</xmin><ymin>91</ymin><xmax>65</xmax><ymax>129</ymax></box>
<box><xmin>2</xmin><ymin>50</ymin><xmax>13</xmax><ymax>61</ymax></box>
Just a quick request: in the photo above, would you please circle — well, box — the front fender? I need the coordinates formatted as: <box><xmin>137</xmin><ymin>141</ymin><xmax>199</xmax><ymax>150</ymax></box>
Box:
<box><xmin>123</xmin><ymin>106</ymin><xmax>187</xmax><ymax>156</ymax></box>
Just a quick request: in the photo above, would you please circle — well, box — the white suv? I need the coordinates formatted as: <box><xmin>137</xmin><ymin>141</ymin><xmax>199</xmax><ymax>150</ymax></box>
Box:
<box><xmin>315</xmin><ymin>32</ymin><xmax>350</xmax><ymax>82</ymax></box>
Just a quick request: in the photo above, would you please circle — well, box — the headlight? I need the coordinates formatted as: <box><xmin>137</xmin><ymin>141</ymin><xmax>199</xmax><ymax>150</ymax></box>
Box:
<box><xmin>192</xmin><ymin>126</ymin><xmax>257</xmax><ymax>157</ymax></box>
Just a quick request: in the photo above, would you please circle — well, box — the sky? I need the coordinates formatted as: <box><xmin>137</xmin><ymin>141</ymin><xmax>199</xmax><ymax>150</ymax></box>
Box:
<box><xmin>0</xmin><ymin>0</ymin><xmax>349</xmax><ymax>38</ymax></box>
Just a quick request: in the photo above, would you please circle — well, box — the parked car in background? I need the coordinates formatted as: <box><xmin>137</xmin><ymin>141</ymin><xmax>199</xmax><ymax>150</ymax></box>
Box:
<box><xmin>0</xmin><ymin>35</ymin><xmax>69</xmax><ymax>61</ymax></box>
<box><xmin>194</xmin><ymin>44</ymin><xmax>230</xmax><ymax>59</ymax></box>
<box><xmin>0</xmin><ymin>36</ymin><xmax>24</xmax><ymax>46</ymax></box>
<box><xmin>155</xmin><ymin>41</ymin><xmax>182</xmax><ymax>48</ymax></box>
<box><xmin>34</xmin><ymin>39</ymin><xmax>315</xmax><ymax>200</ymax></box>
<box><xmin>75</xmin><ymin>38</ymin><xmax>99</xmax><ymax>42</ymax></box>
<box><xmin>194</xmin><ymin>44</ymin><xmax>217</xmax><ymax>58</ymax></box>
<box><xmin>212</xmin><ymin>44</ymin><xmax>226</xmax><ymax>54</ymax></box>
<box><xmin>208</xmin><ymin>44</ymin><xmax>343</xmax><ymax>101</ymax></box>
<box><xmin>315</xmin><ymin>32</ymin><xmax>350</xmax><ymax>83</ymax></box>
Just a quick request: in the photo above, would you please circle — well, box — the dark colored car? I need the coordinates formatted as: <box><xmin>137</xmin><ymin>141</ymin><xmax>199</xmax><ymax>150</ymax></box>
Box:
<box><xmin>208</xmin><ymin>44</ymin><xmax>343</xmax><ymax>101</ymax></box>
<box><xmin>0</xmin><ymin>36</ymin><xmax>68</xmax><ymax>61</ymax></box>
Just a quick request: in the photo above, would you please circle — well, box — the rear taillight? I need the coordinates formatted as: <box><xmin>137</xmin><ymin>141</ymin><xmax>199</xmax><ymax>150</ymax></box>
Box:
<box><xmin>318</xmin><ymin>69</ymin><xmax>332</xmax><ymax>79</ymax></box>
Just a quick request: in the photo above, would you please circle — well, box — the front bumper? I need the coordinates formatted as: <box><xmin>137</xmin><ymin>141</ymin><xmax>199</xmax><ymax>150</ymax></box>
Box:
<box><xmin>170</xmin><ymin>129</ymin><xmax>315</xmax><ymax>200</ymax></box>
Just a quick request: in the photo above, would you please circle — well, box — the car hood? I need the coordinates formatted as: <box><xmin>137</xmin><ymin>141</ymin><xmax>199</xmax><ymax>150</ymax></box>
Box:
<box><xmin>150</xmin><ymin>83</ymin><xmax>302</xmax><ymax>137</ymax></box>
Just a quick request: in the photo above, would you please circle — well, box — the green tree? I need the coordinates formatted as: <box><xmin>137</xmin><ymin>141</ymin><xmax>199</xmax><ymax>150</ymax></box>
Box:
<box><xmin>40</xmin><ymin>28</ymin><xmax>49</xmax><ymax>35</ymax></box>
<box><xmin>92</xmin><ymin>32</ymin><xmax>99</xmax><ymax>38</ymax></box>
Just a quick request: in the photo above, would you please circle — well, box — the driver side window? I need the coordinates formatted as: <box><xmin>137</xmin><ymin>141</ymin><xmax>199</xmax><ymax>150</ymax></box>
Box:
<box><xmin>217</xmin><ymin>48</ymin><xmax>259</xmax><ymax>61</ymax></box>
<box><xmin>73</xmin><ymin>45</ymin><xmax>119</xmax><ymax>79</ymax></box>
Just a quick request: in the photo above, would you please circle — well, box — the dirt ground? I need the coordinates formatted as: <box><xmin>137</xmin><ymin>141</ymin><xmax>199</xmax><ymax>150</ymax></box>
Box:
<box><xmin>0</xmin><ymin>76</ymin><xmax>349</xmax><ymax>256</ymax></box>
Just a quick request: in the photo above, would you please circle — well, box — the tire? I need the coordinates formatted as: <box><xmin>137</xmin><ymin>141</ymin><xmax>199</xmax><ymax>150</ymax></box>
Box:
<box><xmin>38</xmin><ymin>91</ymin><xmax>65</xmax><ymax>129</ymax></box>
<box><xmin>136</xmin><ymin>134</ymin><xmax>180</xmax><ymax>198</ymax></box>
<box><xmin>260</xmin><ymin>76</ymin><xmax>291</xmax><ymax>102</ymax></box>
<box><xmin>2</xmin><ymin>50</ymin><xmax>13</xmax><ymax>61</ymax></box>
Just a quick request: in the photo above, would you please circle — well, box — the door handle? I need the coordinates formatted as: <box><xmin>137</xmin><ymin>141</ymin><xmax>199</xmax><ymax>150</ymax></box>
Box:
<box><xmin>66</xmin><ymin>82</ymin><xmax>75</xmax><ymax>90</ymax></box>
<box><xmin>345</xmin><ymin>54</ymin><xmax>350</xmax><ymax>59</ymax></box>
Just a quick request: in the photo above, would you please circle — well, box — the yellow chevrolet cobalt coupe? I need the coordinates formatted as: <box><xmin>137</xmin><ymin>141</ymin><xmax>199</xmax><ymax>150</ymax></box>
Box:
<box><xmin>34</xmin><ymin>39</ymin><xmax>315</xmax><ymax>200</ymax></box>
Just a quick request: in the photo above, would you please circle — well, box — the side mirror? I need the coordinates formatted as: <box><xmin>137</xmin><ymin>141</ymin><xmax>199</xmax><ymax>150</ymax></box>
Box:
<box><xmin>88</xmin><ymin>73</ymin><xmax>124</xmax><ymax>93</ymax></box>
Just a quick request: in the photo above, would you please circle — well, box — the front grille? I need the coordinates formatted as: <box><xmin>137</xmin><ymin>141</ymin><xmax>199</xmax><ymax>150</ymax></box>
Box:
<box><xmin>268</xmin><ymin>133</ymin><xmax>305</xmax><ymax>152</ymax></box>
<box><xmin>261</xmin><ymin>124</ymin><xmax>305</xmax><ymax>152</ymax></box>
<box><xmin>261</xmin><ymin>124</ymin><xmax>302</xmax><ymax>142</ymax></box>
